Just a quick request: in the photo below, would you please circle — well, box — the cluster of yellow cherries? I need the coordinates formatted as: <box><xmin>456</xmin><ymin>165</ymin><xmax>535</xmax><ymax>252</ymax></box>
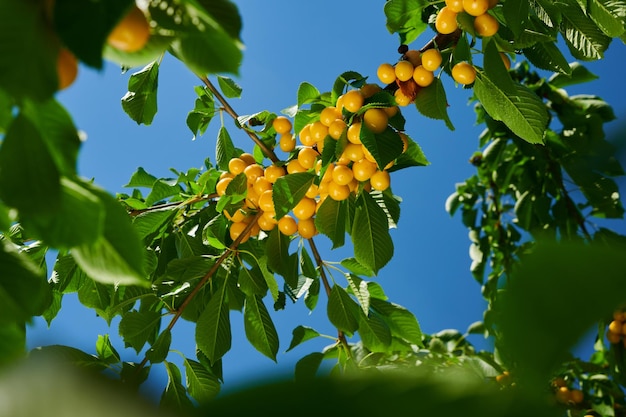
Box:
<box><xmin>216</xmin><ymin>84</ymin><xmax>409</xmax><ymax>243</ymax></box>
<box><xmin>436</xmin><ymin>0</ymin><xmax>500</xmax><ymax>37</ymax></box>
<box><xmin>606</xmin><ymin>309</ymin><xmax>626</xmax><ymax>345</ymax></box>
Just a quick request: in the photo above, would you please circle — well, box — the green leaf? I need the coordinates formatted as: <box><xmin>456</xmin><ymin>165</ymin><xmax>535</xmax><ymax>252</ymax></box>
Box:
<box><xmin>121</xmin><ymin>61</ymin><xmax>159</xmax><ymax>125</ymax></box>
<box><xmin>474</xmin><ymin>73</ymin><xmax>549</xmax><ymax>144</ymax></box>
<box><xmin>187</xmin><ymin>86</ymin><xmax>216</xmax><ymax>140</ymax></box>
<box><xmin>72</xmin><ymin>184</ymin><xmax>149</xmax><ymax>287</ymax></box>
<box><xmin>414</xmin><ymin>78</ymin><xmax>454</xmax><ymax>130</ymax></box>
<box><xmin>497</xmin><ymin>240</ymin><xmax>626</xmax><ymax>387</ymax></box>
<box><xmin>587</xmin><ymin>0</ymin><xmax>626</xmax><ymax>37</ymax></box>
<box><xmin>125</xmin><ymin>167</ymin><xmax>158</xmax><ymax>188</ymax></box>
<box><xmin>0</xmin><ymin>240</ymin><xmax>51</xmax><ymax>324</ymax></box>
<box><xmin>30</xmin><ymin>345</ymin><xmax>106</xmax><ymax>370</ymax></box>
<box><xmin>77</xmin><ymin>279</ymin><xmax>115</xmax><ymax>324</ymax></box>
<box><xmin>145</xmin><ymin>329</ymin><xmax>172</xmax><ymax>364</ymax></box>
<box><xmin>145</xmin><ymin>179</ymin><xmax>181</xmax><ymax>206</ymax></box>
<box><xmin>315</xmin><ymin>197</ymin><xmax>346</xmax><ymax>249</ymax></box>
<box><xmin>560</xmin><ymin>0</ymin><xmax>612</xmax><ymax>60</ymax></box>
<box><xmin>118</xmin><ymin>310</ymin><xmax>161</xmax><ymax>353</ymax></box>
<box><xmin>388</xmin><ymin>134</ymin><xmax>429</xmax><ymax>172</ymax></box>
<box><xmin>165</xmin><ymin>256</ymin><xmax>213</xmax><ymax>282</ymax></box>
<box><xmin>0</xmin><ymin>323</ymin><xmax>25</xmax><ymax>366</ymax></box>
<box><xmin>23</xmin><ymin>178</ymin><xmax>104</xmax><ymax>248</ymax></box>
<box><xmin>522</xmin><ymin>41</ymin><xmax>572</xmax><ymax>75</ymax></box>
<box><xmin>217</xmin><ymin>76</ymin><xmax>242</xmax><ymax>98</ymax></box>
<box><xmin>346</xmin><ymin>274</ymin><xmax>370</xmax><ymax>315</ymax></box>
<box><xmin>265</xmin><ymin>227</ymin><xmax>292</xmax><ymax>278</ymax></box>
<box><xmin>384</xmin><ymin>0</ymin><xmax>429</xmax><ymax>44</ymax></box>
<box><xmin>54</xmin><ymin>0</ymin><xmax>133</xmax><ymax>68</ymax></box>
<box><xmin>0</xmin><ymin>112</ymin><xmax>60</xmax><ymax>216</ymax></box>
<box><xmin>294</xmin><ymin>352</ymin><xmax>324</xmax><ymax>381</ymax></box>
<box><xmin>272</xmin><ymin>172</ymin><xmax>316</xmax><ymax>220</ymax></box>
<box><xmin>502</xmin><ymin>0</ymin><xmax>529</xmax><ymax>37</ymax></box>
<box><xmin>257</xmin><ymin>257</ymin><xmax>280</xmax><ymax>302</ymax></box>
<box><xmin>483</xmin><ymin>39</ymin><xmax>516</xmax><ymax>94</ymax></box>
<box><xmin>327</xmin><ymin>285</ymin><xmax>360</xmax><ymax>335</ymax></box>
<box><xmin>132</xmin><ymin>207</ymin><xmax>176</xmax><ymax>242</ymax></box>
<box><xmin>370</xmin><ymin>298</ymin><xmax>423</xmax><ymax>346</ymax></box>
<box><xmin>95</xmin><ymin>334</ymin><xmax>120</xmax><ymax>365</ymax></box>
<box><xmin>297</xmin><ymin>82</ymin><xmax>321</xmax><ymax>107</ymax></box>
<box><xmin>548</xmin><ymin>62</ymin><xmax>598</xmax><ymax>87</ymax></box>
<box><xmin>358</xmin><ymin>312</ymin><xmax>392</xmax><ymax>353</ymax></box>
<box><xmin>287</xmin><ymin>325</ymin><xmax>321</xmax><ymax>352</ymax></box>
<box><xmin>166</xmin><ymin>0</ymin><xmax>243</xmax><ymax>75</ymax></box>
<box><xmin>216</xmin><ymin>126</ymin><xmax>237</xmax><ymax>172</ymax></box>
<box><xmin>360</xmin><ymin>125</ymin><xmax>404</xmax><ymax>170</ymax></box>
<box><xmin>184</xmin><ymin>358</ymin><xmax>221</xmax><ymax>403</ymax></box>
<box><xmin>351</xmin><ymin>192</ymin><xmax>394</xmax><ymax>275</ymax></box>
<box><xmin>196</xmin><ymin>277</ymin><xmax>231</xmax><ymax>364</ymax></box>
<box><xmin>161</xmin><ymin>361</ymin><xmax>194</xmax><ymax>412</ymax></box>
<box><xmin>238</xmin><ymin>266</ymin><xmax>268</xmax><ymax>296</ymax></box>
<box><xmin>0</xmin><ymin>0</ymin><xmax>57</xmax><ymax>100</ymax></box>
<box><xmin>243</xmin><ymin>295</ymin><xmax>279</xmax><ymax>361</ymax></box>
<box><xmin>103</xmin><ymin>33</ymin><xmax>173</xmax><ymax>68</ymax></box>
<box><xmin>340</xmin><ymin>258</ymin><xmax>374</xmax><ymax>277</ymax></box>
<box><xmin>331</xmin><ymin>71</ymin><xmax>366</xmax><ymax>102</ymax></box>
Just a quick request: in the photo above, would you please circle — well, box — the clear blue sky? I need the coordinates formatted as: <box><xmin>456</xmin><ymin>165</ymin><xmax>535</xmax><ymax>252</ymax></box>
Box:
<box><xmin>28</xmin><ymin>0</ymin><xmax>626</xmax><ymax>395</ymax></box>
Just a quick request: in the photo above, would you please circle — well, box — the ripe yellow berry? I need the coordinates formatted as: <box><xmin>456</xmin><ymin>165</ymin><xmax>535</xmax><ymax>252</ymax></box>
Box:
<box><xmin>421</xmin><ymin>49</ymin><xmax>442</xmax><ymax>71</ymax></box>
<box><xmin>278</xmin><ymin>215</ymin><xmax>298</xmax><ymax>236</ymax></box>
<box><xmin>435</xmin><ymin>6</ymin><xmax>458</xmax><ymax>34</ymax></box>
<box><xmin>259</xmin><ymin>189</ymin><xmax>275</xmax><ymax>213</ymax></box>
<box><xmin>328</xmin><ymin>119</ymin><xmax>347</xmax><ymax>140</ymax></box>
<box><xmin>474</xmin><ymin>12</ymin><xmax>499</xmax><ymax>37</ymax></box>
<box><xmin>228</xmin><ymin>158</ymin><xmax>246</xmax><ymax>175</ymax></box>
<box><xmin>293</xmin><ymin>197</ymin><xmax>316</xmax><ymax>220</ymax></box>
<box><xmin>216</xmin><ymin>177</ymin><xmax>232</xmax><ymax>196</ymax></box>
<box><xmin>299</xmin><ymin>124</ymin><xmax>316</xmax><ymax>147</ymax></box>
<box><xmin>297</xmin><ymin>218</ymin><xmax>317</xmax><ymax>239</ymax></box>
<box><xmin>607</xmin><ymin>329</ymin><xmax>621</xmax><ymax>344</ymax></box>
<box><xmin>500</xmin><ymin>52</ymin><xmax>511</xmax><ymax>70</ymax></box>
<box><xmin>347</xmin><ymin>122</ymin><xmax>362</xmax><ymax>144</ymax></box>
<box><xmin>395</xmin><ymin>60</ymin><xmax>414</xmax><ymax>82</ymax></box>
<box><xmin>399</xmin><ymin>133</ymin><xmax>409</xmax><ymax>153</ymax></box>
<box><xmin>384</xmin><ymin>106</ymin><xmax>399</xmax><ymax>118</ymax></box>
<box><xmin>310</xmin><ymin>121</ymin><xmax>329</xmax><ymax>142</ymax></box>
<box><xmin>272</xmin><ymin>116</ymin><xmax>292</xmax><ymax>134</ymax></box>
<box><xmin>413</xmin><ymin>65</ymin><xmax>434</xmax><ymax>87</ymax></box>
<box><xmin>342</xmin><ymin>142</ymin><xmax>365</xmax><ymax>162</ymax></box>
<box><xmin>107</xmin><ymin>5</ymin><xmax>150</xmax><ymax>52</ymax></box>
<box><xmin>287</xmin><ymin>159</ymin><xmax>307</xmax><ymax>174</ymax></box>
<box><xmin>328</xmin><ymin>181</ymin><xmax>351</xmax><ymax>201</ymax></box>
<box><xmin>451</xmin><ymin>62</ymin><xmax>476</xmax><ymax>85</ymax></box>
<box><xmin>370</xmin><ymin>170</ymin><xmax>391</xmax><ymax>191</ymax></box>
<box><xmin>297</xmin><ymin>147</ymin><xmax>319</xmax><ymax>170</ymax></box>
<box><xmin>244</xmin><ymin>164</ymin><xmax>264</xmax><ymax>184</ymax></box>
<box><xmin>320</xmin><ymin>106</ymin><xmax>342</xmax><ymax>127</ymax></box>
<box><xmin>394</xmin><ymin>89</ymin><xmax>412</xmax><ymax>107</ymax></box>
<box><xmin>363</xmin><ymin>108</ymin><xmax>389</xmax><ymax>134</ymax></box>
<box><xmin>264</xmin><ymin>165</ymin><xmax>286</xmax><ymax>183</ymax></box>
<box><xmin>332</xmin><ymin>164</ymin><xmax>354</xmax><ymax>186</ymax></box>
<box><xmin>229</xmin><ymin>221</ymin><xmax>251</xmax><ymax>243</ymax></box>
<box><xmin>343</xmin><ymin>90</ymin><xmax>365</xmax><ymax>113</ymax></box>
<box><xmin>224</xmin><ymin>208</ymin><xmax>246</xmax><ymax>223</ymax></box>
<box><xmin>463</xmin><ymin>0</ymin><xmax>489</xmax><ymax>16</ymax></box>
<box><xmin>305</xmin><ymin>183</ymin><xmax>319</xmax><ymax>199</ymax></box>
<box><xmin>352</xmin><ymin>159</ymin><xmax>378</xmax><ymax>182</ymax></box>
<box><xmin>445</xmin><ymin>0</ymin><xmax>465</xmax><ymax>13</ymax></box>
<box><xmin>257</xmin><ymin>212</ymin><xmax>277</xmax><ymax>231</ymax></box>
<box><xmin>279</xmin><ymin>133</ymin><xmax>296</xmax><ymax>152</ymax></box>
<box><xmin>56</xmin><ymin>47</ymin><xmax>78</xmax><ymax>90</ymax></box>
<box><xmin>361</xmin><ymin>83</ymin><xmax>382</xmax><ymax>98</ymax></box>
<box><xmin>253</xmin><ymin>177</ymin><xmax>272</xmax><ymax>196</ymax></box>
<box><xmin>569</xmin><ymin>389</ymin><xmax>584</xmax><ymax>404</ymax></box>
<box><xmin>377</xmin><ymin>63</ymin><xmax>397</xmax><ymax>84</ymax></box>
<box><xmin>239</xmin><ymin>153</ymin><xmax>256</xmax><ymax>166</ymax></box>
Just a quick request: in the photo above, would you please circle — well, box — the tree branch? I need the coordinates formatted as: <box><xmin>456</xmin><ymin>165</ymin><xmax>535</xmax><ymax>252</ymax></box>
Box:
<box><xmin>307</xmin><ymin>237</ymin><xmax>351</xmax><ymax>357</ymax></box>
<box><xmin>199</xmin><ymin>76</ymin><xmax>279</xmax><ymax>164</ymax></box>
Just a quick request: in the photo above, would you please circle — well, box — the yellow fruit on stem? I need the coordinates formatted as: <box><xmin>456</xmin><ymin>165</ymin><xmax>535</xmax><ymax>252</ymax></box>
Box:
<box><xmin>363</xmin><ymin>108</ymin><xmax>389</xmax><ymax>134</ymax></box>
<box><xmin>370</xmin><ymin>170</ymin><xmax>391</xmax><ymax>191</ymax></box>
<box><xmin>293</xmin><ymin>197</ymin><xmax>316</xmax><ymax>220</ymax></box>
<box><xmin>452</xmin><ymin>62</ymin><xmax>476</xmax><ymax>85</ymax></box>
<box><xmin>377</xmin><ymin>63</ymin><xmax>397</xmax><ymax>84</ymax></box>
<box><xmin>297</xmin><ymin>218</ymin><xmax>317</xmax><ymax>239</ymax></box>
<box><xmin>342</xmin><ymin>90</ymin><xmax>365</xmax><ymax>113</ymax></box>
<box><xmin>56</xmin><ymin>47</ymin><xmax>78</xmax><ymax>90</ymax></box>
<box><xmin>278</xmin><ymin>215</ymin><xmax>297</xmax><ymax>236</ymax></box>
<box><xmin>107</xmin><ymin>5</ymin><xmax>150</xmax><ymax>52</ymax></box>
<box><xmin>395</xmin><ymin>60</ymin><xmax>414</xmax><ymax>82</ymax></box>
<box><xmin>413</xmin><ymin>65</ymin><xmax>434</xmax><ymax>87</ymax></box>
<box><xmin>445</xmin><ymin>0</ymin><xmax>465</xmax><ymax>13</ymax></box>
<box><xmin>272</xmin><ymin>116</ymin><xmax>292</xmax><ymax>134</ymax></box>
<box><xmin>463</xmin><ymin>0</ymin><xmax>489</xmax><ymax>16</ymax></box>
<box><xmin>435</xmin><ymin>7</ymin><xmax>458</xmax><ymax>34</ymax></box>
<box><xmin>474</xmin><ymin>12</ymin><xmax>499</xmax><ymax>37</ymax></box>
<box><xmin>421</xmin><ymin>49</ymin><xmax>443</xmax><ymax>71</ymax></box>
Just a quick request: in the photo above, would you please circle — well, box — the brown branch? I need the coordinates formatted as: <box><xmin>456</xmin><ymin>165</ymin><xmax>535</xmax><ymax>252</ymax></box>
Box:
<box><xmin>199</xmin><ymin>76</ymin><xmax>279</xmax><ymax>164</ymax></box>
<box><xmin>135</xmin><ymin>212</ymin><xmax>261</xmax><ymax>372</ymax></box>
<box><xmin>307</xmin><ymin>237</ymin><xmax>351</xmax><ymax>357</ymax></box>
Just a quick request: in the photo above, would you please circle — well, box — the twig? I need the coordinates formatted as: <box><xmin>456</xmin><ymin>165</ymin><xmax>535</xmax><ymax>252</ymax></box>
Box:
<box><xmin>199</xmin><ymin>76</ymin><xmax>279</xmax><ymax>163</ymax></box>
<box><xmin>307</xmin><ymin>238</ymin><xmax>351</xmax><ymax>357</ymax></box>
<box><xmin>135</xmin><ymin>212</ymin><xmax>261</xmax><ymax>372</ymax></box>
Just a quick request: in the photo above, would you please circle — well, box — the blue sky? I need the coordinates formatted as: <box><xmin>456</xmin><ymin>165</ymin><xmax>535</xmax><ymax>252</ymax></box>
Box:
<box><xmin>28</xmin><ymin>0</ymin><xmax>626</xmax><ymax>394</ymax></box>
